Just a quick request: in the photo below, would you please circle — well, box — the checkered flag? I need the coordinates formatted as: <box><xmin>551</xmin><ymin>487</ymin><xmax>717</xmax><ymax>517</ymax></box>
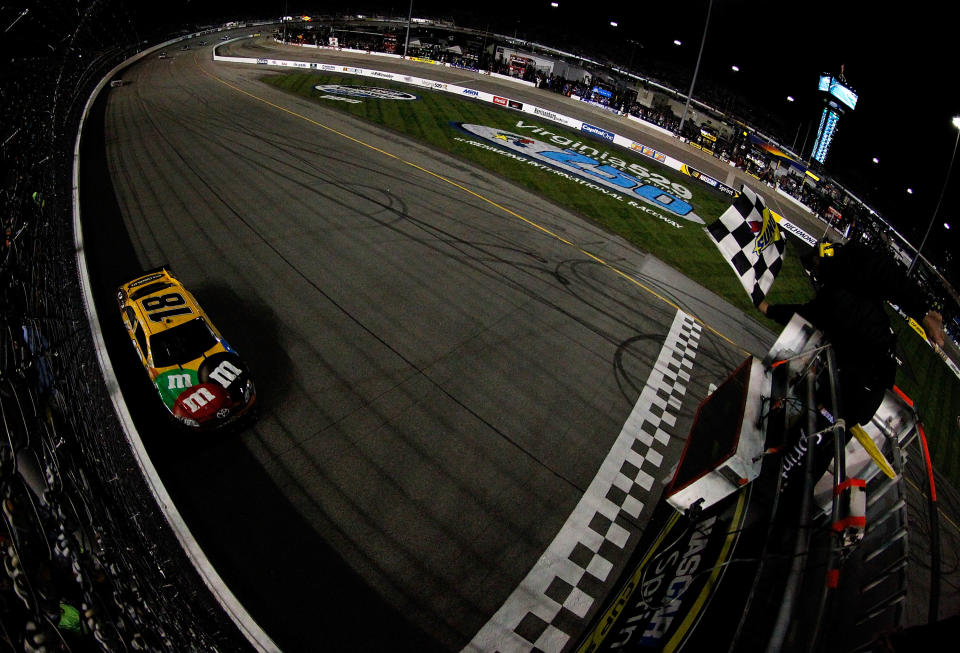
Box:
<box><xmin>705</xmin><ymin>186</ymin><xmax>785</xmax><ymax>306</ymax></box>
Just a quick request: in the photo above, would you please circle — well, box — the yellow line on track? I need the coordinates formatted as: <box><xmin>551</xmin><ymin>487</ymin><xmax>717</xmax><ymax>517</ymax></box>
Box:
<box><xmin>200</xmin><ymin>62</ymin><xmax>749</xmax><ymax>355</ymax></box>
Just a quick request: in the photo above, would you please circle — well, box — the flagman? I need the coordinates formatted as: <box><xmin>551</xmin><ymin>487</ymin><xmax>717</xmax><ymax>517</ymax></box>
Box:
<box><xmin>758</xmin><ymin>239</ymin><xmax>944</xmax><ymax>427</ymax></box>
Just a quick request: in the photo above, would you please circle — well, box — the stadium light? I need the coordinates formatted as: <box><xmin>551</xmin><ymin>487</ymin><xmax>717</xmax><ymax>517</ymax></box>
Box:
<box><xmin>908</xmin><ymin>116</ymin><xmax>960</xmax><ymax>277</ymax></box>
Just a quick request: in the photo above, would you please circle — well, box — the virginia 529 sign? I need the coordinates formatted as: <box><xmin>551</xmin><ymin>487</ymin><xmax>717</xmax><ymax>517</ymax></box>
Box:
<box><xmin>457</xmin><ymin>124</ymin><xmax>702</xmax><ymax>223</ymax></box>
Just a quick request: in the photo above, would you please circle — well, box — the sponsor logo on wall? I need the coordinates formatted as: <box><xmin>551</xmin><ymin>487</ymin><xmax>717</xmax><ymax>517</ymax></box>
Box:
<box><xmin>418</xmin><ymin>80</ymin><xmax>448</xmax><ymax>90</ymax></box>
<box><xmin>450</xmin><ymin>62</ymin><xmax>480</xmax><ymax>73</ymax></box>
<box><xmin>457</xmin><ymin>124</ymin><xmax>702</xmax><ymax>225</ymax></box>
<box><xmin>533</xmin><ymin>107</ymin><xmax>560</xmax><ymax>122</ymax></box>
<box><xmin>685</xmin><ymin>165</ymin><xmax>737</xmax><ymax>198</ymax></box>
<box><xmin>630</xmin><ymin>142</ymin><xmax>668</xmax><ymax>163</ymax></box>
<box><xmin>689</xmin><ymin>169</ymin><xmax>717</xmax><ymax>187</ymax></box>
<box><xmin>581</xmin><ymin>122</ymin><xmax>615</xmax><ymax>142</ymax></box>
<box><xmin>776</xmin><ymin>218</ymin><xmax>817</xmax><ymax>246</ymax></box>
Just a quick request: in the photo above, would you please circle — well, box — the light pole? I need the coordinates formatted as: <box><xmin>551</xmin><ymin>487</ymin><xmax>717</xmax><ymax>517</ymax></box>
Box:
<box><xmin>403</xmin><ymin>0</ymin><xmax>413</xmax><ymax>58</ymax></box>
<box><xmin>908</xmin><ymin>116</ymin><xmax>960</xmax><ymax>278</ymax></box>
<box><xmin>678</xmin><ymin>0</ymin><xmax>713</xmax><ymax>135</ymax></box>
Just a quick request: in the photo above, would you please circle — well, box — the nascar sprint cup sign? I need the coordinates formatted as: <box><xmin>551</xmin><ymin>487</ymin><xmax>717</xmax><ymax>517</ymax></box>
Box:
<box><xmin>457</xmin><ymin>123</ymin><xmax>702</xmax><ymax>225</ymax></box>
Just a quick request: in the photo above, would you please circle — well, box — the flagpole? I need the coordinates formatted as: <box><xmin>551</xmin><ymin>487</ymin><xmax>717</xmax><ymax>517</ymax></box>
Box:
<box><xmin>678</xmin><ymin>0</ymin><xmax>713</xmax><ymax>136</ymax></box>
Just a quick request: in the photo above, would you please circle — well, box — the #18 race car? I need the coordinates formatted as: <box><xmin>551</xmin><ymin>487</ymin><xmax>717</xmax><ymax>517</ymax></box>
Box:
<box><xmin>117</xmin><ymin>268</ymin><xmax>256</xmax><ymax>429</ymax></box>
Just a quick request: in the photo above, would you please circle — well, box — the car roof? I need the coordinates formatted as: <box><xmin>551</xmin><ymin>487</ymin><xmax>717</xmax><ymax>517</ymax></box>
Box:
<box><xmin>121</xmin><ymin>269</ymin><xmax>207</xmax><ymax>337</ymax></box>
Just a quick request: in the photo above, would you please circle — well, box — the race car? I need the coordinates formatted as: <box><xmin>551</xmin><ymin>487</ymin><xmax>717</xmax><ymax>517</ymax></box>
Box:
<box><xmin>117</xmin><ymin>268</ymin><xmax>256</xmax><ymax>429</ymax></box>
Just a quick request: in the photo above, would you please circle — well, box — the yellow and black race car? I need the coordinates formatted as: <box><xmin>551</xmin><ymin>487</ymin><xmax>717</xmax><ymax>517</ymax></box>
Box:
<box><xmin>117</xmin><ymin>268</ymin><xmax>256</xmax><ymax>429</ymax></box>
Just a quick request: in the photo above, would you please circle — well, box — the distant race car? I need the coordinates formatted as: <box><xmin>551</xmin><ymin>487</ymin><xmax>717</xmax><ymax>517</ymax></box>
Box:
<box><xmin>117</xmin><ymin>268</ymin><xmax>256</xmax><ymax>429</ymax></box>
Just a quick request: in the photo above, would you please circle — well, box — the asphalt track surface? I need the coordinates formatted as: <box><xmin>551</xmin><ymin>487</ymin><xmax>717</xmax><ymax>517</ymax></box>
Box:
<box><xmin>83</xmin><ymin>32</ymin><xmax>949</xmax><ymax>652</ymax></box>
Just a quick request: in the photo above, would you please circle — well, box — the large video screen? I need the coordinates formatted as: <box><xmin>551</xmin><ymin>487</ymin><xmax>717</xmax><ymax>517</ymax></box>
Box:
<box><xmin>818</xmin><ymin>74</ymin><xmax>858</xmax><ymax>111</ymax></box>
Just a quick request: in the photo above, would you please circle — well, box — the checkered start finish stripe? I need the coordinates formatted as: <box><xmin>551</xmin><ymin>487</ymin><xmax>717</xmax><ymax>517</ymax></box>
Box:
<box><xmin>706</xmin><ymin>186</ymin><xmax>785</xmax><ymax>306</ymax></box>
<box><xmin>464</xmin><ymin>310</ymin><xmax>703</xmax><ymax>653</ymax></box>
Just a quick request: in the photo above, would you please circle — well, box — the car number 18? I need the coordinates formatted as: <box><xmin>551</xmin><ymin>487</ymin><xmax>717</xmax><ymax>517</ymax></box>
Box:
<box><xmin>142</xmin><ymin>292</ymin><xmax>193</xmax><ymax>322</ymax></box>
